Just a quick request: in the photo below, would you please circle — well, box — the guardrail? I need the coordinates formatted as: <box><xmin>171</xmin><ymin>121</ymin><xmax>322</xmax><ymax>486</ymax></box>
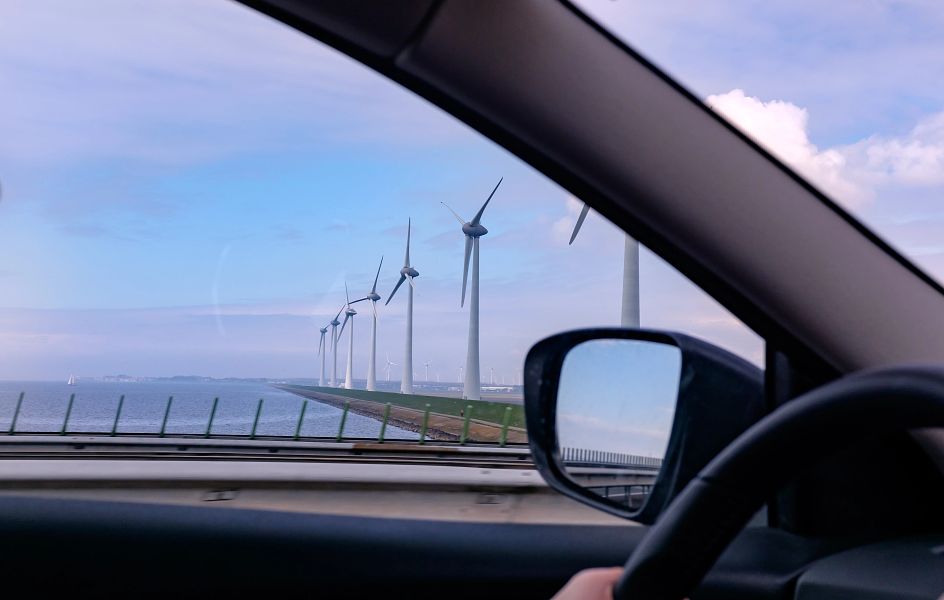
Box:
<box><xmin>560</xmin><ymin>446</ymin><xmax>662</xmax><ymax>470</ymax></box>
<box><xmin>2</xmin><ymin>392</ymin><xmax>522</xmax><ymax>447</ymax></box>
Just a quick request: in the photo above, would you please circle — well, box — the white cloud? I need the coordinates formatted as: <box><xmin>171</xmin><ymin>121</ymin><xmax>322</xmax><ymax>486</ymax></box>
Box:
<box><xmin>842</xmin><ymin>112</ymin><xmax>944</xmax><ymax>186</ymax></box>
<box><xmin>706</xmin><ymin>89</ymin><xmax>870</xmax><ymax>206</ymax></box>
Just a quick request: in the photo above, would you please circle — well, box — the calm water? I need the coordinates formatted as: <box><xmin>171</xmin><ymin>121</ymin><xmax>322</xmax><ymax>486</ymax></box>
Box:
<box><xmin>0</xmin><ymin>381</ymin><xmax>418</xmax><ymax>440</ymax></box>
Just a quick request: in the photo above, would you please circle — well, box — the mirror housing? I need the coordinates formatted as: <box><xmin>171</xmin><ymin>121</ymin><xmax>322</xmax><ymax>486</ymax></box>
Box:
<box><xmin>524</xmin><ymin>329</ymin><xmax>764</xmax><ymax>523</ymax></box>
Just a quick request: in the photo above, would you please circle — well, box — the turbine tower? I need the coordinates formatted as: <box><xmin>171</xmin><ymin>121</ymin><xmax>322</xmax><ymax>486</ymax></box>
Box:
<box><xmin>317</xmin><ymin>326</ymin><xmax>328</xmax><ymax>386</ymax></box>
<box><xmin>338</xmin><ymin>283</ymin><xmax>367</xmax><ymax>390</ymax></box>
<box><xmin>329</xmin><ymin>306</ymin><xmax>343</xmax><ymax>387</ymax></box>
<box><xmin>570</xmin><ymin>203</ymin><xmax>640</xmax><ymax>327</ymax></box>
<box><xmin>385</xmin><ymin>219</ymin><xmax>419</xmax><ymax>394</ymax></box>
<box><xmin>442</xmin><ymin>177</ymin><xmax>502</xmax><ymax>401</ymax></box>
<box><xmin>363</xmin><ymin>257</ymin><xmax>384</xmax><ymax>391</ymax></box>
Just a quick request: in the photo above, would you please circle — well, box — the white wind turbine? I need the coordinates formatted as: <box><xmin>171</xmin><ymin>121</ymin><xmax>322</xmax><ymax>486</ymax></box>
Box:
<box><xmin>384</xmin><ymin>354</ymin><xmax>397</xmax><ymax>382</ymax></box>
<box><xmin>442</xmin><ymin>177</ymin><xmax>503</xmax><ymax>401</ymax></box>
<box><xmin>569</xmin><ymin>203</ymin><xmax>640</xmax><ymax>327</ymax></box>
<box><xmin>317</xmin><ymin>326</ymin><xmax>328</xmax><ymax>386</ymax></box>
<box><xmin>338</xmin><ymin>283</ymin><xmax>367</xmax><ymax>390</ymax></box>
<box><xmin>385</xmin><ymin>219</ymin><xmax>419</xmax><ymax>394</ymax></box>
<box><xmin>424</xmin><ymin>361</ymin><xmax>431</xmax><ymax>382</ymax></box>
<box><xmin>362</xmin><ymin>257</ymin><xmax>384</xmax><ymax>392</ymax></box>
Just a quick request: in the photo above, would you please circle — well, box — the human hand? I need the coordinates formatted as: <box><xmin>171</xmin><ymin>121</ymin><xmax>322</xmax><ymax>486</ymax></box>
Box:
<box><xmin>552</xmin><ymin>567</ymin><xmax>623</xmax><ymax>600</ymax></box>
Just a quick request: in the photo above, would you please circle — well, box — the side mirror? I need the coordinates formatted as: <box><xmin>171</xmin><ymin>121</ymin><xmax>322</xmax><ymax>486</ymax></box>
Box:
<box><xmin>524</xmin><ymin>329</ymin><xmax>764</xmax><ymax>523</ymax></box>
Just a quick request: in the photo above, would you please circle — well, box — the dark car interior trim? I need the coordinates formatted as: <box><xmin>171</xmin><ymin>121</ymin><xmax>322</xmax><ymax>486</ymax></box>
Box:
<box><xmin>0</xmin><ymin>495</ymin><xmax>841</xmax><ymax>599</ymax></box>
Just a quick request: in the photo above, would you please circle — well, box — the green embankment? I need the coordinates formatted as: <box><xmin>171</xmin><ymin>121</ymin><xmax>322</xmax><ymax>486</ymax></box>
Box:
<box><xmin>297</xmin><ymin>386</ymin><xmax>526</xmax><ymax>429</ymax></box>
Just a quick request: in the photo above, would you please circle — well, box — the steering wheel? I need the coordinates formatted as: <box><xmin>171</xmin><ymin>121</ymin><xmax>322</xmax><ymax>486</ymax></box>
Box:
<box><xmin>613</xmin><ymin>366</ymin><xmax>944</xmax><ymax>600</ymax></box>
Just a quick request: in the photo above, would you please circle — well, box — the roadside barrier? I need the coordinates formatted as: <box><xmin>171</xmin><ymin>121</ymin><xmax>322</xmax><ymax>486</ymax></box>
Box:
<box><xmin>0</xmin><ymin>391</ymin><xmax>528</xmax><ymax>446</ymax></box>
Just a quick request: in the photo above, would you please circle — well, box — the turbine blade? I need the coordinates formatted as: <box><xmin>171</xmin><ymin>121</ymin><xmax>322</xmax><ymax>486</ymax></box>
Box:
<box><xmin>385</xmin><ymin>275</ymin><xmax>406</xmax><ymax>306</ymax></box>
<box><xmin>408</xmin><ymin>275</ymin><xmax>415</xmax><ymax>289</ymax></box>
<box><xmin>461</xmin><ymin>236</ymin><xmax>472</xmax><ymax>307</ymax></box>
<box><xmin>569</xmin><ymin>203</ymin><xmax>591</xmax><ymax>245</ymax></box>
<box><xmin>404</xmin><ymin>219</ymin><xmax>412</xmax><ymax>267</ymax></box>
<box><xmin>345</xmin><ymin>282</ymin><xmax>350</xmax><ymax>306</ymax></box>
<box><xmin>441</xmin><ymin>202</ymin><xmax>465</xmax><ymax>226</ymax></box>
<box><xmin>318</xmin><ymin>334</ymin><xmax>324</xmax><ymax>356</ymax></box>
<box><xmin>338</xmin><ymin>313</ymin><xmax>350</xmax><ymax>339</ymax></box>
<box><xmin>371</xmin><ymin>256</ymin><xmax>383</xmax><ymax>294</ymax></box>
<box><xmin>471</xmin><ymin>177</ymin><xmax>502</xmax><ymax>226</ymax></box>
<box><xmin>334</xmin><ymin>305</ymin><xmax>344</xmax><ymax>321</ymax></box>
<box><xmin>372</xmin><ymin>299</ymin><xmax>378</xmax><ymax>320</ymax></box>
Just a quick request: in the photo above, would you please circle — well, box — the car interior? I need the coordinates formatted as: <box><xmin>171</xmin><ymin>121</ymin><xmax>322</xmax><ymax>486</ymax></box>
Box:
<box><xmin>2</xmin><ymin>1</ymin><xmax>943</xmax><ymax>598</ymax></box>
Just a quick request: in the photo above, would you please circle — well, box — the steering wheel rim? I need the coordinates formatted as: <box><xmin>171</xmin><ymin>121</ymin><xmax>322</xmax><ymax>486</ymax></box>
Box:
<box><xmin>614</xmin><ymin>366</ymin><xmax>944</xmax><ymax>600</ymax></box>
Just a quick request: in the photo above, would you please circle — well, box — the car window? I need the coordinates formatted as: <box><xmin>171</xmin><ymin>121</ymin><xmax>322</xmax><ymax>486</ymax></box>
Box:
<box><xmin>574</xmin><ymin>0</ymin><xmax>944</xmax><ymax>285</ymax></box>
<box><xmin>0</xmin><ymin>0</ymin><xmax>761</xmax><ymax>446</ymax></box>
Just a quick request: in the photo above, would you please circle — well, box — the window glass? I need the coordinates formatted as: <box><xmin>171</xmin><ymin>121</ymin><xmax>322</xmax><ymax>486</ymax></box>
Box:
<box><xmin>0</xmin><ymin>0</ymin><xmax>760</xmax><ymax>444</ymax></box>
<box><xmin>575</xmin><ymin>0</ymin><xmax>944</xmax><ymax>283</ymax></box>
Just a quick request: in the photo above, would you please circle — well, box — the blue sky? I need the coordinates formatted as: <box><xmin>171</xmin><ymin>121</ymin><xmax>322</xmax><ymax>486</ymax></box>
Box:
<box><xmin>557</xmin><ymin>339</ymin><xmax>680</xmax><ymax>456</ymax></box>
<box><xmin>2</xmin><ymin>1</ymin><xmax>944</xmax><ymax>381</ymax></box>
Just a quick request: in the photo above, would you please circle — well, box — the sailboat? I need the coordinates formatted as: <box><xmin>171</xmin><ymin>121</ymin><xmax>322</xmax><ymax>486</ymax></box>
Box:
<box><xmin>67</xmin><ymin>374</ymin><xmax>76</xmax><ymax>386</ymax></box>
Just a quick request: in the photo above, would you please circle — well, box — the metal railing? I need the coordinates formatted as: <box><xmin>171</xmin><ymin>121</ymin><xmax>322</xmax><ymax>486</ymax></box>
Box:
<box><xmin>560</xmin><ymin>446</ymin><xmax>662</xmax><ymax>470</ymax></box>
<box><xmin>2</xmin><ymin>392</ymin><xmax>521</xmax><ymax>447</ymax></box>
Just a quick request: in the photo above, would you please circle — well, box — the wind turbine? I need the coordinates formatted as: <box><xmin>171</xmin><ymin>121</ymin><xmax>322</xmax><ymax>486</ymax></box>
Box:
<box><xmin>569</xmin><ymin>203</ymin><xmax>640</xmax><ymax>327</ymax></box>
<box><xmin>385</xmin><ymin>219</ymin><xmax>419</xmax><ymax>394</ymax></box>
<box><xmin>424</xmin><ymin>361</ymin><xmax>431</xmax><ymax>382</ymax></box>
<box><xmin>442</xmin><ymin>177</ymin><xmax>502</xmax><ymax>401</ymax></box>
<box><xmin>363</xmin><ymin>257</ymin><xmax>384</xmax><ymax>391</ymax></box>
<box><xmin>384</xmin><ymin>354</ymin><xmax>397</xmax><ymax>382</ymax></box>
<box><xmin>317</xmin><ymin>326</ymin><xmax>328</xmax><ymax>386</ymax></box>
<box><xmin>338</xmin><ymin>283</ymin><xmax>367</xmax><ymax>390</ymax></box>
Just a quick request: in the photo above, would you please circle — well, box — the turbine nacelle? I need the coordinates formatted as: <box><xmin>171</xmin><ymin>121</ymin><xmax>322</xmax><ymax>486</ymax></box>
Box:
<box><xmin>366</xmin><ymin>292</ymin><xmax>381</xmax><ymax>302</ymax></box>
<box><xmin>345</xmin><ymin>307</ymin><xmax>357</xmax><ymax>317</ymax></box>
<box><xmin>388</xmin><ymin>223</ymin><xmax>419</xmax><ymax>306</ymax></box>
<box><xmin>330</xmin><ymin>318</ymin><xmax>340</xmax><ymax>327</ymax></box>
<box><xmin>462</xmin><ymin>223</ymin><xmax>488</xmax><ymax>238</ymax></box>
<box><xmin>319</xmin><ymin>327</ymin><xmax>328</xmax><ymax>334</ymax></box>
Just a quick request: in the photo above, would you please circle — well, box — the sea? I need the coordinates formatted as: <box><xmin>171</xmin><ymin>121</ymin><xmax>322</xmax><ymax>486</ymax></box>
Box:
<box><xmin>0</xmin><ymin>380</ymin><xmax>418</xmax><ymax>440</ymax></box>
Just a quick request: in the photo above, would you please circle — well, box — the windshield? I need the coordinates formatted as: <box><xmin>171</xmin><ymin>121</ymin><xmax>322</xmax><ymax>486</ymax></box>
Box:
<box><xmin>0</xmin><ymin>1</ymin><xmax>760</xmax><ymax>449</ymax></box>
<box><xmin>575</xmin><ymin>0</ymin><xmax>944</xmax><ymax>284</ymax></box>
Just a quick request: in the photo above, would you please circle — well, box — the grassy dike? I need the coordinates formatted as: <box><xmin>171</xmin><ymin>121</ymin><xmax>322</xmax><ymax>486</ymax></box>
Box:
<box><xmin>292</xmin><ymin>386</ymin><xmax>526</xmax><ymax>429</ymax></box>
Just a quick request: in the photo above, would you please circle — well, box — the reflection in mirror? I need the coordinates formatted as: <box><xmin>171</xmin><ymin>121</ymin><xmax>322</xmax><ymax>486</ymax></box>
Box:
<box><xmin>557</xmin><ymin>339</ymin><xmax>681</xmax><ymax>512</ymax></box>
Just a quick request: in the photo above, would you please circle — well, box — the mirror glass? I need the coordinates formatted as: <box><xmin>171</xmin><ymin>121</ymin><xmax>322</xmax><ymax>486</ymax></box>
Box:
<box><xmin>557</xmin><ymin>338</ymin><xmax>682</xmax><ymax>511</ymax></box>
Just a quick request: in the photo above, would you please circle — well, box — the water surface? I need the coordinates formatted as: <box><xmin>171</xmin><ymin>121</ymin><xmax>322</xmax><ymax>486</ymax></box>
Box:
<box><xmin>0</xmin><ymin>380</ymin><xmax>418</xmax><ymax>440</ymax></box>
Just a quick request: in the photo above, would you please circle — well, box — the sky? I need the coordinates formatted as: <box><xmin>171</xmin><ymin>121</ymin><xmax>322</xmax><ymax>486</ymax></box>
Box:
<box><xmin>2</xmin><ymin>1</ymin><xmax>944</xmax><ymax>382</ymax></box>
<box><xmin>557</xmin><ymin>339</ymin><xmax>680</xmax><ymax>457</ymax></box>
